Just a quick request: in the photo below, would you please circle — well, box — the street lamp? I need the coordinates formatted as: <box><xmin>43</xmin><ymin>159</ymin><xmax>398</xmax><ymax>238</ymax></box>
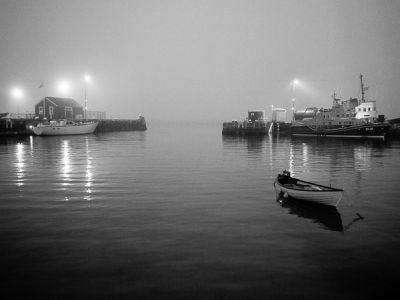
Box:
<box><xmin>83</xmin><ymin>74</ymin><xmax>91</xmax><ymax>121</ymax></box>
<box><xmin>291</xmin><ymin>79</ymin><xmax>299</xmax><ymax>122</ymax></box>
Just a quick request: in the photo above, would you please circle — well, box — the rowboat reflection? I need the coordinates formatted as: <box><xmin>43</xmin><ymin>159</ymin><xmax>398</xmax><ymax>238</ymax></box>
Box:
<box><xmin>277</xmin><ymin>196</ymin><xmax>344</xmax><ymax>232</ymax></box>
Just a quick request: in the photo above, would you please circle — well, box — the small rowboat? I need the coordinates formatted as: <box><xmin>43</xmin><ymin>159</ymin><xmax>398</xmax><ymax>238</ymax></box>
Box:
<box><xmin>274</xmin><ymin>170</ymin><xmax>344</xmax><ymax>207</ymax></box>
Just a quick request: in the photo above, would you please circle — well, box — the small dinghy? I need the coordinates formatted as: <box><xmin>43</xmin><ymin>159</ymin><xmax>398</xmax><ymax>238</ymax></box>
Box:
<box><xmin>274</xmin><ymin>170</ymin><xmax>344</xmax><ymax>207</ymax></box>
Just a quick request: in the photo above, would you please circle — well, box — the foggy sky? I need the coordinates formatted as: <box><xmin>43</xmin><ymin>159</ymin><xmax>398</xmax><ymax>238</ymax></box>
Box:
<box><xmin>1</xmin><ymin>0</ymin><xmax>400</xmax><ymax>122</ymax></box>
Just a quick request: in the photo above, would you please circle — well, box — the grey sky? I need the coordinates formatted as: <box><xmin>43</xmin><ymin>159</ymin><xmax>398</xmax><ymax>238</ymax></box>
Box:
<box><xmin>1</xmin><ymin>0</ymin><xmax>399</xmax><ymax>122</ymax></box>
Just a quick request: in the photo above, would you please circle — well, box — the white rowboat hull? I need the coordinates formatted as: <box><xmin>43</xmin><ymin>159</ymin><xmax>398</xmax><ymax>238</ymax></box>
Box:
<box><xmin>274</xmin><ymin>180</ymin><xmax>343</xmax><ymax>207</ymax></box>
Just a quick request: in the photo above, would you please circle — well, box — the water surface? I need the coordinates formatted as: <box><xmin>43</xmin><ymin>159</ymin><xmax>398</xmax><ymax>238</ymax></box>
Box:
<box><xmin>1</xmin><ymin>123</ymin><xmax>399</xmax><ymax>299</ymax></box>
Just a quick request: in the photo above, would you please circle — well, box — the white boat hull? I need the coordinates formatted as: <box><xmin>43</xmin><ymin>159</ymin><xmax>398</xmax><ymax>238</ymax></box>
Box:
<box><xmin>32</xmin><ymin>122</ymin><xmax>98</xmax><ymax>136</ymax></box>
<box><xmin>274</xmin><ymin>180</ymin><xmax>343</xmax><ymax>207</ymax></box>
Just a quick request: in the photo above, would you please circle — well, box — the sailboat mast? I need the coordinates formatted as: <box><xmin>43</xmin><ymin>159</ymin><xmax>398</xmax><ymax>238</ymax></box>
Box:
<box><xmin>360</xmin><ymin>74</ymin><xmax>365</xmax><ymax>104</ymax></box>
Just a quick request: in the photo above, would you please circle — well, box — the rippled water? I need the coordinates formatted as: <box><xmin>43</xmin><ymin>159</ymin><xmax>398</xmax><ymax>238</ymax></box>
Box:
<box><xmin>1</xmin><ymin>123</ymin><xmax>400</xmax><ymax>299</ymax></box>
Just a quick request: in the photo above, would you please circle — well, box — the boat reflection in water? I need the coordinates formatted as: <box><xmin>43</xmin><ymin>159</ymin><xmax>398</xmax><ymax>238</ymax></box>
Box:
<box><xmin>277</xmin><ymin>196</ymin><xmax>344</xmax><ymax>232</ymax></box>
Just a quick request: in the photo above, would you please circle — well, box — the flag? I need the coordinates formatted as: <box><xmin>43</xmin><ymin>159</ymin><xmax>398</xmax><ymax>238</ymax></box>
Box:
<box><xmin>39</xmin><ymin>81</ymin><xmax>44</xmax><ymax>88</ymax></box>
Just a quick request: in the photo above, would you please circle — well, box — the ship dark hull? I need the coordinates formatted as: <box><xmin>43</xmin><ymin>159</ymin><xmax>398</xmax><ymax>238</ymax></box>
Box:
<box><xmin>291</xmin><ymin>123</ymin><xmax>391</xmax><ymax>139</ymax></box>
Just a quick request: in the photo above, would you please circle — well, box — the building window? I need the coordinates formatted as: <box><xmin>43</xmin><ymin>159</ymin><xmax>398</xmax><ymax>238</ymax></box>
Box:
<box><xmin>368</xmin><ymin>107</ymin><xmax>371</xmax><ymax>111</ymax></box>
<box><xmin>363</xmin><ymin>108</ymin><xmax>366</xmax><ymax>112</ymax></box>
<box><xmin>39</xmin><ymin>106</ymin><xmax>43</xmax><ymax>114</ymax></box>
<box><xmin>49</xmin><ymin>106</ymin><xmax>54</xmax><ymax>115</ymax></box>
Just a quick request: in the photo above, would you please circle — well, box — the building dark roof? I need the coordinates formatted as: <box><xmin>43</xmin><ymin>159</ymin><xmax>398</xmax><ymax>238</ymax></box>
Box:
<box><xmin>36</xmin><ymin>97</ymin><xmax>82</xmax><ymax>107</ymax></box>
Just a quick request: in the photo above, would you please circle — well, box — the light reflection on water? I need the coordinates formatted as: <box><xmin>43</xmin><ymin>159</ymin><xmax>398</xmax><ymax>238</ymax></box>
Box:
<box><xmin>61</xmin><ymin>140</ymin><xmax>70</xmax><ymax>186</ymax></box>
<box><xmin>85</xmin><ymin>137</ymin><xmax>93</xmax><ymax>201</ymax></box>
<box><xmin>1</xmin><ymin>124</ymin><xmax>400</xmax><ymax>299</ymax></box>
<box><xmin>15</xmin><ymin>143</ymin><xmax>24</xmax><ymax>186</ymax></box>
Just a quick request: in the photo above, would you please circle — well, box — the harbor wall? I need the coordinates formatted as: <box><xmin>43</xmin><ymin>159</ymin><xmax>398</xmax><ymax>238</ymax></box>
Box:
<box><xmin>0</xmin><ymin>116</ymin><xmax>147</xmax><ymax>136</ymax></box>
<box><xmin>95</xmin><ymin>117</ymin><xmax>147</xmax><ymax>133</ymax></box>
<box><xmin>222</xmin><ymin>120</ymin><xmax>270</xmax><ymax>136</ymax></box>
<box><xmin>388</xmin><ymin>119</ymin><xmax>400</xmax><ymax>138</ymax></box>
<box><xmin>0</xmin><ymin>119</ymin><xmax>33</xmax><ymax>136</ymax></box>
<box><xmin>222</xmin><ymin>121</ymin><xmax>292</xmax><ymax>136</ymax></box>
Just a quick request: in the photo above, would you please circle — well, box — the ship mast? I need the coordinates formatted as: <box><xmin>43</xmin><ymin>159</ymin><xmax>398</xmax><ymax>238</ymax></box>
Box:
<box><xmin>332</xmin><ymin>91</ymin><xmax>339</xmax><ymax>104</ymax></box>
<box><xmin>360</xmin><ymin>73</ymin><xmax>365</xmax><ymax>104</ymax></box>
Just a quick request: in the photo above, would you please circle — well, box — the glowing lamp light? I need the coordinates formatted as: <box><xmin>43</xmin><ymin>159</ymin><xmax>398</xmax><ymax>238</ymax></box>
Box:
<box><xmin>84</xmin><ymin>74</ymin><xmax>91</xmax><ymax>83</ymax></box>
<box><xmin>10</xmin><ymin>87</ymin><xmax>24</xmax><ymax>99</ymax></box>
<box><xmin>58</xmin><ymin>80</ymin><xmax>71</xmax><ymax>94</ymax></box>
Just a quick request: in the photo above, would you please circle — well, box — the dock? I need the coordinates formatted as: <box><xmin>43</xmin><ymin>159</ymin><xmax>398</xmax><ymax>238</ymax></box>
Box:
<box><xmin>222</xmin><ymin>110</ymin><xmax>269</xmax><ymax>136</ymax></box>
<box><xmin>0</xmin><ymin>116</ymin><xmax>147</xmax><ymax>136</ymax></box>
<box><xmin>95</xmin><ymin>116</ymin><xmax>146</xmax><ymax>133</ymax></box>
<box><xmin>388</xmin><ymin>118</ymin><xmax>400</xmax><ymax>138</ymax></box>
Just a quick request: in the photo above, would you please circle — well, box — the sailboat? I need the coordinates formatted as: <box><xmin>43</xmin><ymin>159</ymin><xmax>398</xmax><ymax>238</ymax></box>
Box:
<box><xmin>32</xmin><ymin>119</ymin><xmax>98</xmax><ymax>136</ymax></box>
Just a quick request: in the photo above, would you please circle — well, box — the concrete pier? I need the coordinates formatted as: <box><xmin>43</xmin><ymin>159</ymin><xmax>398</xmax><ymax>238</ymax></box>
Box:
<box><xmin>0</xmin><ymin>116</ymin><xmax>147</xmax><ymax>136</ymax></box>
<box><xmin>388</xmin><ymin>119</ymin><xmax>400</xmax><ymax>138</ymax></box>
<box><xmin>95</xmin><ymin>116</ymin><xmax>147</xmax><ymax>133</ymax></box>
<box><xmin>0</xmin><ymin>118</ymin><xmax>33</xmax><ymax>136</ymax></box>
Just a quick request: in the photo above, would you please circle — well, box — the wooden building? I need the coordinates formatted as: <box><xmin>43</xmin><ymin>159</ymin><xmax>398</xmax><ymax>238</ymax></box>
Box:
<box><xmin>34</xmin><ymin>97</ymin><xmax>84</xmax><ymax>120</ymax></box>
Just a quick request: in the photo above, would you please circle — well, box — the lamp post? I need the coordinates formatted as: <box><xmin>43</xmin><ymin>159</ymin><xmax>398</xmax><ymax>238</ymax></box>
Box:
<box><xmin>291</xmin><ymin>79</ymin><xmax>299</xmax><ymax>122</ymax></box>
<box><xmin>83</xmin><ymin>74</ymin><xmax>91</xmax><ymax>121</ymax></box>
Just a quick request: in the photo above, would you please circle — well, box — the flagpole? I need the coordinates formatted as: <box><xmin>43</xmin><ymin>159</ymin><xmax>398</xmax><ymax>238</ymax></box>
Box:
<box><xmin>84</xmin><ymin>84</ymin><xmax>87</xmax><ymax>121</ymax></box>
<box><xmin>83</xmin><ymin>74</ymin><xmax>91</xmax><ymax>122</ymax></box>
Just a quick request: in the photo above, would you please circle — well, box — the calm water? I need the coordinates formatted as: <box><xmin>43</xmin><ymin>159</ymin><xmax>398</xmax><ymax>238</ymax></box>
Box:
<box><xmin>1</xmin><ymin>123</ymin><xmax>400</xmax><ymax>299</ymax></box>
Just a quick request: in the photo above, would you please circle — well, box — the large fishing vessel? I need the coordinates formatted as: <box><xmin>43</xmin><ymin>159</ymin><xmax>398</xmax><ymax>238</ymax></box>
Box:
<box><xmin>291</xmin><ymin>74</ymin><xmax>391</xmax><ymax>139</ymax></box>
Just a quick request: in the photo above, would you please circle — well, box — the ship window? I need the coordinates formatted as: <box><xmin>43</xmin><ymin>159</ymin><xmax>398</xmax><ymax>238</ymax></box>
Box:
<box><xmin>363</xmin><ymin>108</ymin><xmax>366</xmax><ymax>112</ymax></box>
<box><xmin>368</xmin><ymin>107</ymin><xmax>371</xmax><ymax>111</ymax></box>
<box><xmin>358</xmin><ymin>108</ymin><xmax>361</xmax><ymax>112</ymax></box>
